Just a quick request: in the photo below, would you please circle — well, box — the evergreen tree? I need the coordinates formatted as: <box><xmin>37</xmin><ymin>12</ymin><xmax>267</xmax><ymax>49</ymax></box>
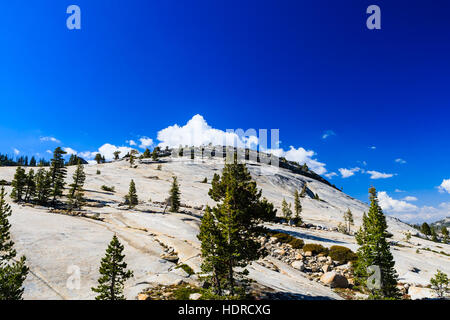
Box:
<box><xmin>142</xmin><ymin>148</ymin><xmax>151</xmax><ymax>158</ymax></box>
<box><xmin>34</xmin><ymin>168</ymin><xmax>52</xmax><ymax>205</ymax></box>
<box><xmin>431</xmin><ymin>228</ymin><xmax>438</xmax><ymax>242</ymax></box>
<box><xmin>152</xmin><ymin>148</ymin><xmax>159</xmax><ymax>161</ymax></box>
<box><xmin>354</xmin><ymin>187</ymin><xmax>400</xmax><ymax>299</ymax></box>
<box><xmin>10</xmin><ymin>167</ymin><xmax>26</xmax><ymax>202</ymax></box>
<box><xmin>49</xmin><ymin>147</ymin><xmax>67</xmax><ymax>206</ymax></box>
<box><xmin>125</xmin><ymin>180</ymin><xmax>138</xmax><ymax>208</ymax></box>
<box><xmin>129</xmin><ymin>150</ymin><xmax>138</xmax><ymax>168</ymax></box>
<box><xmin>430</xmin><ymin>270</ymin><xmax>448</xmax><ymax>298</ymax></box>
<box><xmin>421</xmin><ymin>222</ymin><xmax>431</xmax><ymax>236</ymax></box>
<box><xmin>442</xmin><ymin>226</ymin><xmax>449</xmax><ymax>243</ymax></box>
<box><xmin>67</xmin><ymin>161</ymin><xmax>86</xmax><ymax>210</ymax></box>
<box><xmin>299</xmin><ymin>183</ymin><xmax>307</xmax><ymax>198</ymax></box>
<box><xmin>344</xmin><ymin>208</ymin><xmax>354</xmax><ymax>234</ymax></box>
<box><xmin>23</xmin><ymin>169</ymin><xmax>36</xmax><ymax>203</ymax></box>
<box><xmin>169</xmin><ymin>176</ymin><xmax>181</xmax><ymax>212</ymax></box>
<box><xmin>91</xmin><ymin>235</ymin><xmax>133</xmax><ymax>300</ymax></box>
<box><xmin>113</xmin><ymin>151</ymin><xmax>121</xmax><ymax>161</ymax></box>
<box><xmin>205</xmin><ymin>157</ymin><xmax>276</xmax><ymax>295</ymax></box>
<box><xmin>293</xmin><ymin>189</ymin><xmax>302</xmax><ymax>224</ymax></box>
<box><xmin>94</xmin><ymin>153</ymin><xmax>103</xmax><ymax>164</ymax></box>
<box><xmin>29</xmin><ymin>156</ymin><xmax>37</xmax><ymax>167</ymax></box>
<box><xmin>197</xmin><ymin>206</ymin><xmax>227</xmax><ymax>295</ymax></box>
<box><xmin>281</xmin><ymin>198</ymin><xmax>292</xmax><ymax>222</ymax></box>
<box><xmin>0</xmin><ymin>187</ymin><xmax>29</xmax><ymax>300</ymax></box>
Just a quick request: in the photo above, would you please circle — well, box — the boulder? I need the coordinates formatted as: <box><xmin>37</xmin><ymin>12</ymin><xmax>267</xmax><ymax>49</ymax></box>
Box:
<box><xmin>291</xmin><ymin>261</ymin><xmax>305</xmax><ymax>271</ymax></box>
<box><xmin>304</xmin><ymin>251</ymin><xmax>313</xmax><ymax>257</ymax></box>
<box><xmin>189</xmin><ymin>293</ymin><xmax>202</xmax><ymax>300</ymax></box>
<box><xmin>322</xmin><ymin>264</ymin><xmax>331</xmax><ymax>273</ymax></box>
<box><xmin>408</xmin><ymin>286</ymin><xmax>438</xmax><ymax>300</ymax></box>
<box><xmin>320</xmin><ymin>271</ymin><xmax>349</xmax><ymax>288</ymax></box>
<box><xmin>137</xmin><ymin>293</ymin><xmax>150</xmax><ymax>300</ymax></box>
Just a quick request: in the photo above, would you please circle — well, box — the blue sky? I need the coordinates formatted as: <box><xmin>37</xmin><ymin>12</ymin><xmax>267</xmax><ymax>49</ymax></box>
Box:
<box><xmin>0</xmin><ymin>1</ymin><xmax>449</xmax><ymax>223</ymax></box>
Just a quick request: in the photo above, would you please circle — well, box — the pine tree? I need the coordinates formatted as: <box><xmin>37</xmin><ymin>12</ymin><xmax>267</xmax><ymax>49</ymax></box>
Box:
<box><xmin>293</xmin><ymin>189</ymin><xmax>302</xmax><ymax>224</ymax></box>
<box><xmin>281</xmin><ymin>198</ymin><xmax>292</xmax><ymax>223</ymax></box>
<box><xmin>113</xmin><ymin>151</ymin><xmax>121</xmax><ymax>161</ymax></box>
<box><xmin>0</xmin><ymin>187</ymin><xmax>29</xmax><ymax>300</ymax></box>
<box><xmin>299</xmin><ymin>183</ymin><xmax>307</xmax><ymax>198</ymax></box>
<box><xmin>197</xmin><ymin>206</ymin><xmax>227</xmax><ymax>295</ymax></box>
<box><xmin>169</xmin><ymin>176</ymin><xmax>181</xmax><ymax>213</ymax></box>
<box><xmin>125</xmin><ymin>180</ymin><xmax>138</xmax><ymax>208</ymax></box>
<box><xmin>10</xmin><ymin>167</ymin><xmax>27</xmax><ymax>202</ymax></box>
<box><xmin>67</xmin><ymin>161</ymin><xmax>86</xmax><ymax>210</ymax></box>
<box><xmin>344</xmin><ymin>208</ymin><xmax>354</xmax><ymax>234</ymax></box>
<box><xmin>205</xmin><ymin>157</ymin><xmax>276</xmax><ymax>295</ymax></box>
<box><xmin>152</xmin><ymin>148</ymin><xmax>159</xmax><ymax>161</ymax></box>
<box><xmin>34</xmin><ymin>168</ymin><xmax>52</xmax><ymax>205</ymax></box>
<box><xmin>430</xmin><ymin>270</ymin><xmax>448</xmax><ymax>298</ymax></box>
<box><xmin>91</xmin><ymin>235</ymin><xmax>133</xmax><ymax>300</ymax></box>
<box><xmin>142</xmin><ymin>148</ymin><xmax>151</xmax><ymax>158</ymax></box>
<box><xmin>23</xmin><ymin>169</ymin><xmax>36</xmax><ymax>203</ymax></box>
<box><xmin>421</xmin><ymin>222</ymin><xmax>431</xmax><ymax>236</ymax></box>
<box><xmin>442</xmin><ymin>227</ymin><xmax>449</xmax><ymax>243</ymax></box>
<box><xmin>29</xmin><ymin>156</ymin><xmax>37</xmax><ymax>167</ymax></box>
<box><xmin>354</xmin><ymin>187</ymin><xmax>400</xmax><ymax>299</ymax></box>
<box><xmin>49</xmin><ymin>147</ymin><xmax>67</xmax><ymax>206</ymax></box>
<box><xmin>94</xmin><ymin>153</ymin><xmax>103</xmax><ymax>164</ymax></box>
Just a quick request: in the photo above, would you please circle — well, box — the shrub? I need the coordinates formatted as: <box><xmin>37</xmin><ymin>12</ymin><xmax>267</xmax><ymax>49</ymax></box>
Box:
<box><xmin>96</xmin><ymin>170</ymin><xmax>101</xmax><ymax>175</ymax></box>
<box><xmin>328</xmin><ymin>245</ymin><xmax>357</xmax><ymax>263</ymax></box>
<box><xmin>288</xmin><ymin>238</ymin><xmax>305</xmax><ymax>249</ymax></box>
<box><xmin>101</xmin><ymin>185</ymin><xmax>115</xmax><ymax>192</ymax></box>
<box><xmin>175</xmin><ymin>264</ymin><xmax>195</xmax><ymax>276</ymax></box>
<box><xmin>302</xmin><ymin>243</ymin><xmax>329</xmax><ymax>255</ymax></box>
<box><xmin>202</xmin><ymin>177</ymin><xmax>208</xmax><ymax>183</ymax></box>
<box><xmin>268</xmin><ymin>232</ymin><xmax>304</xmax><ymax>249</ymax></box>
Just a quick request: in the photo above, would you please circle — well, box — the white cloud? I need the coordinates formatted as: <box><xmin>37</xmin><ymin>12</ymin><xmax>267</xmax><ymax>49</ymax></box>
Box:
<box><xmin>156</xmin><ymin>114</ymin><xmax>328</xmax><ymax>175</ymax></box>
<box><xmin>325</xmin><ymin>172</ymin><xmax>338</xmax><ymax>179</ymax></box>
<box><xmin>366</xmin><ymin>170</ymin><xmax>395</xmax><ymax>179</ymax></box>
<box><xmin>63</xmin><ymin>147</ymin><xmax>77</xmax><ymax>155</ymax></box>
<box><xmin>40</xmin><ymin>136</ymin><xmax>61</xmax><ymax>143</ymax></box>
<box><xmin>13</xmin><ymin>148</ymin><xmax>20</xmax><ymax>155</ymax></box>
<box><xmin>395</xmin><ymin>189</ymin><xmax>404</xmax><ymax>193</ymax></box>
<box><xmin>322</xmin><ymin>130</ymin><xmax>336</xmax><ymax>139</ymax></box>
<box><xmin>79</xmin><ymin>143</ymin><xmax>134</xmax><ymax>161</ymax></box>
<box><xmin>46</xmin><ymin>150</ymin><xmax>52</xmax><ymax>154</ymax></box>
<box><xmin>127</xmin><ymin>140</ymin><xmax>137</xmax><ymax>146</ymax></box>
<box><xmin>370</xmin><ymin>146</ymin><xmax>376</xmax><ymax>150</ymax></box>
<box><xmin>378</xmin><ymin>191</ymin><xmax>418</xmax><ymax>213</ymax></box>
<box><xmin>438</xmin><ymin>179</ymin><xmax>450</xmax><ymax>194</ymax></box>
<box><xmin>138</xmin><ymin>137</ymin><xmax>153</xmax><ymax>149</ymax></box>
<box><xmin>402</xmin><ymin>196</ymin><xmax>418</xmax><ymax>202</ymax></box>
<box><xmin>395</xmin><ymin>158</ymin><xmax>406</xmax><ymax>164</ymax></box>
<box><xmin>338</xmin><ymin>167</ymin><xmax>361</xmax><ymax>178</ymax></box>
<box><xmin>378</xmin><ymin>191</ymin><xmax>450</xmax><ymax>223</ymax></box>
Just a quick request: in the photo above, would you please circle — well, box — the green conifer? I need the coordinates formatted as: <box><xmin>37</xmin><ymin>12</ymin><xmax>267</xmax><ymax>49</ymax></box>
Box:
<box><xmin>68</xmin><ymin>161</ymin><xmax>86</xmax><ymax>210</ymax></box>
<box><xmin>125</xmin><ymin>180</ymin><xmax>138</xmax><ymax>208</ymax></box>
<box><xmin>169</xmin><ymin>176</ymin><xmax>181</xmax><ymax>212</ymax></box>
<box><xmin>293</xmin><ymin>189</ymin><xmax>302</xmax><ymax>224</ymax></box>
<box><xmin>354</xmin><ymin>187</ymin><xmax>400</xmax><ymax>299</ymax></box>
<box><xmin>34</xmin><ymin>168</ymin><xmax>52</xmax><ymax>205</ymax></box>
<box><xmin>23</xmin><ymin>169</ymin><xmax>36</xmax><ymax>203</ymax></box>
<box><xmin>10</xmin><ymin>167</ymin><xmax>26</xmax><ymax>202</ymax></box>
<box><xmin>91</xmin><ymin>235</ymin><xmax>133</xmax><ymax>300</ymax></box>
<box><xmin>0</xmin><ymin>187</ymin><xmax>29</xmax><ymax>300</ymax></box>
<box><xmin>49</xmin><ymin>147</ymin><xmax>67</xmax><ymax>206</ymax></box>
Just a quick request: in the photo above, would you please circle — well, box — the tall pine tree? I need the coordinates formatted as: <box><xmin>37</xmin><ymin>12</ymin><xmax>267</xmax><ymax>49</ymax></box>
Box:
<box><xmin>91</xmin><ymin>235</ymin><xmax>133</xmax><ymax>300</ymax></box>
<box><xmin>34</xmin><ymin>168</ymin><xmax>52</xmax><ymax>205</ymax></box>
<box><xmin>67</xmin><ymin>160</ymin><xmax>86</xmax><ymax>210</ymax></box>
<box><xmin>169</xmin><ymin>176</ymin><xmax>181</xmax><ymax>213</ymax></box>
<box><xmin>125</xmin><ymin>180</ymin><xmax>138</xmax><ymax>208</ymax></box>
<box><xmin>23</xmin><ymin>169</ymin><xmax>36</xmax><ymax>203</ymax></box>
<box><xmin>204</xmin><ymin>156</ymin><xmax>276</xmax><ymax>295</ymax></box>
<box><xmin>49</xmin><ymin>147</ymin><xmax>67</xmax><ymax>206</ymax></box>
<box><xmin>10</xmin><ymin>167</ymin><xmax>26</xmax><ymax>202</ymax></box>
<box><xmin>293</xmin><ymin>190</ymin><xmax>302</xmax><ymax>224</ymax></box>
<box><xmin>354</xmin><ymin>187</ymin><xmax>400</xmax><ymax>299</ymax></box>
<box><xmin>0</xmin><ymin>187</ymin><xmax>29</xmax><ymax>300</ymax></box>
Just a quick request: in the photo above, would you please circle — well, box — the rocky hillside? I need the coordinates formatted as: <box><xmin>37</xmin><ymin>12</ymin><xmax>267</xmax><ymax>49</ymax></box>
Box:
<box><xmin>0</xmin><ymin>153</ymin><xmax>448</xmax><ymax>300</ymax></box>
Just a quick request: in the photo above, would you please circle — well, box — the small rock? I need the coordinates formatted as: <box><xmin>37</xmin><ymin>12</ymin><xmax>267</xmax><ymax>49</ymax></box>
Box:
<box><xmin>304</xmin><ymin>251</ymin><xmax>313</xmax><ymax>257</ymax></box>
<box><xmin>137</xmin><ymin>293</ymin><xmax>150</xmax><ymax>300</ymax></box>
<box><xmin>320</xmin><ymin>271</ymin><xmax>349</xmax><ymax>288</ymax></box>
<box><xmin>291</xmin><ymin>261</ymin><xmax>305</xmax><ymax>271</ymax></box>
<box><xmin>408</xmin><ymin>286</ymin><xmax>437</xmax><ymax>300</ymax></box>
<box><xmin>322</xmin><ymin>264</ymin><xmax>331</xmax><ymax>273</ymax></box>
<box><xmin>189</xmin><ymin>293</ymin><xmax>202</xmax><ymax>300</ymax></box>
